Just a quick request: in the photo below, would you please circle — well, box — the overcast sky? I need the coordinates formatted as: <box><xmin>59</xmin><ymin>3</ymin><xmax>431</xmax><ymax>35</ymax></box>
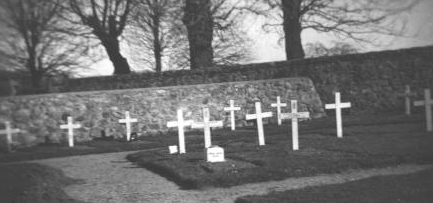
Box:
<box><xmin>87</xmin><ymin>0</ymin><xmax>433</xmax><ymax>77</ymax></box>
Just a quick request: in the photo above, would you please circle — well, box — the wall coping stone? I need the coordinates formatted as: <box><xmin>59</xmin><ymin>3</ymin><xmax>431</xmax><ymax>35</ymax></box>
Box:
<box><xmin>0</xmin><ymin>77</ymin><xmax>312</xmax><ymax>100</ymax></box>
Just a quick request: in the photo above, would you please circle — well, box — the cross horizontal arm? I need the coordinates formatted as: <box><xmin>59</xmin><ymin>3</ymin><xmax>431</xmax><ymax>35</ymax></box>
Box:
<box><xmin>414</xmin><ymin>101</ymin><xmax>426</xmax><ymax>106</ymax></box>
<box><xmin>271</xmin><ymin>103</ymin><xmax>287</xmax><ymax>107</ymax></box>
<box><xmin>167</xmin><ymin>120</ymin><xmax>193</xmax><ymax>128</ymax></box>
<box><xmin>325</xmin><ymin>102</ymin><xmax>351</xmax><ymax>109</ymax></box>
<box><xmin>224</xmin><ymin>107</ymin><xmax>241</xmax><ymax>111</ymax></box>
<box><xmin>281</xmin><ymin>112</ymin><xmax>310</xmax><ymax>119</ymax></box>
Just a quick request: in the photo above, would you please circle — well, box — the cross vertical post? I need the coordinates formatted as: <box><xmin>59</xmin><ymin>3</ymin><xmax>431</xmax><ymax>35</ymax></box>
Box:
<box><xmin>0</xmin><ymin>121</ymin><xmax>20</xmax><ymax>152</ymax></box>
<box><xmin>246</xmin><ymin>102</ymin><xmax>273</xmax><ymax>145</ymax></box>
<box><xmin>271</xmin><ymin>96</ymin><xmax>287</xmax><ymax>125</ymax></box>
<box><xmin>60</xmin><ymin>117</ymin><xmax>81</xmax><ymax>147</ymax></box>
<box><xmin>192</xmin><ymin>108</ymin><xmax>223</xmax><ymax>148</ymax></box>
<box><xmin>119</xmin><ymin>111</ymin><xmax>138</xmax><ymax>141</ymax></box>
<box><xmin>414</xmin><ymin>89</ymin><xmax>433</xmax><ymax>132</ymax></box>
<box><xmin>167</xmin><ymin>109</ymin><xmax>193</xmax><ymax>153</ymax></box>
<box><xmin>325</xmin><ymin>92</ymin><xmax>351</xmax><ymax>138</ymax></box>
<box><xmin>224</xmin><ymin>100</ymin><xmax>241</xmax><ymax>131</ymax></box>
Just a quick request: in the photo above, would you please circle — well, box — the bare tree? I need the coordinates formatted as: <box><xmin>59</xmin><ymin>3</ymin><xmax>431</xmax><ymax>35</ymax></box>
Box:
<box><xmin>129</xmin><ymin>0</ymin><xmax>181</xmax><ymax>72</ymax></box>
<box><xmin>262</xmin><ymin>0</ymin><xmax>419</xmax><ymax>60</ymax></box>
<box><xmin>0</xmin><ymin>0</ymin><xmax>91</xmax><ymax>89</ymax></box>
<box><xmin>68</xmin><ymin>0</ymin><xmax>133</xmax><ymax>74</ymax></box>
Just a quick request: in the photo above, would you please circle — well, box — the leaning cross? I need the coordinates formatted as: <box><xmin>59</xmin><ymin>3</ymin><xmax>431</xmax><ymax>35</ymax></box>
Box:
<box><xmin>119</xmin><ymin>111</ymin><xmax>138</xmax><ymax>141</ymax></box>
<box><xmin>398</xmin><ymin>85</ymin><xmax>416</xmax><ymax>115</ymax></box>
<box><xmin>192</xmin><ymin>108</ymin><xmax>223</xmax><ymax>148</ymax></box>
<box><xmin>0</xmin><ymin>121</ymin><xmax>20</xmax><ymax>152</ymax></box>
<box><xmin>281</xmin><ymin>100</ymin><xmax>310</xmax><ymax>150</ymax></box>
<box><xmin>60</xmin><ymin>117</ymin><xmax>81</xmax><ymax>147</ymax></box>
<box><xmin>414</xmin><ymin>89</ymin><xmax>433</xmax><ymax>132</ymax></box>
<box><xmin>167</xmin><ymin>109</ymin><xmax>193</xmax><ymax>154</ymax></box>
<box><xmin>325</xmin><ymin>92</ymin><xmax>351</xmax><ymax>138</ymax></box>
<box><xmin>271</xmin><ymin>96</ymin><xmax>287</xmax><ymax>125</ymax></box>
<box><xmin>224</xmin><ymin>100</ymin><xmax>241</xmax><ymax>131</ymax></box>
<box><xmin>246</xmin><ymin>102</ymin><xmax>273</xmax><ymax>146</ymax></box>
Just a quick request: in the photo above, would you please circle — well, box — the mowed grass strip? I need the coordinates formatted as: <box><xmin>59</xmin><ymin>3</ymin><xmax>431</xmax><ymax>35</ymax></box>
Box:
<box><xmin>127</xmin><ymin>114</ymin><xmax>433</xmax><ymax>189</ymax></box>
<box><xmin>235</xmin><ymin>168</ymin><xmax>433</xmax><ymax>203</ymax></box>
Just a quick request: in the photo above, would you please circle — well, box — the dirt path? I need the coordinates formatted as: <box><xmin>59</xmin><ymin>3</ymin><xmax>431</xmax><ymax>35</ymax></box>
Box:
<box><xmin>34</xmin><ymin>151</ymin><xmax>432</xmax><ymax>203</ymax></box>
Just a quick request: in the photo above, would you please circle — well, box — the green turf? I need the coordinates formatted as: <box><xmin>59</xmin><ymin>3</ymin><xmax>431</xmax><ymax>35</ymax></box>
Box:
<box><xmin>127</xmin><ymin>113</ymin><xmax>433</xmax><ymax>189</ymax></box>
<box><xmin>235</xmin><ymin>168</ymin><xmax>433</xmax><ymax>203</ymax></box>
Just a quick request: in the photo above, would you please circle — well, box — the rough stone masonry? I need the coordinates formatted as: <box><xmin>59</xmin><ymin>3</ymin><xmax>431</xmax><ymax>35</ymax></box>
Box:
<box><xmin>0</xmin><ymin>77</ymin><xmax>324</xmax><ymax>148</ymax></box>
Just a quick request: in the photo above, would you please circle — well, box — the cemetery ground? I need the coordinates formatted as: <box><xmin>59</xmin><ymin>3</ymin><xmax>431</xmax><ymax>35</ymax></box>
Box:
<box><xmin>1</xmin><ymin>112</ymin><xmax>433</xmax><ymax>202</ymax></box>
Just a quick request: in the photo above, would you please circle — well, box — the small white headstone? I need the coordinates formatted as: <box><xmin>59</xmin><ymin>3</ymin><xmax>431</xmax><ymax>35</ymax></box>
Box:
<box><xmin>325</xmin><ymin>92</ymin><xmax>351</xmax><ymax>138</ymax></box>
<box><xmin>0</xmin><ymin>121</ymin><xmax>20</xmax><ymax>152</ymax></box>
<box><xmin>398</xmin><ymin>85</ymin><xmax>416</xmax><ymax>115</ymax></box>
<box><xmin>118</xmin><ymin>111</ymin><xmax>138</xmax><ymax>141</ymax></box>
<box><xmin>167</xmin><ymin>109</ymin><xmax>193</xmax><ymax>154</ymax></box>
<box><xmin>60</xmin><ymin>117</ymin><xmax>81</xmax><ymax>147</ymax></box>
<box><xmin>271</xmin><ymin>96</ymin><xmax>287</xmax><ymax>125</ymax></box>
<box><xmin>224</xmin><ymin>100</ymin><xmax>241</xmax><ymax>131</ymax></box>
<box><xmin>169</xmin><ymin>145</ymin><xmax>178</xmax><ymax>154</ymax></box>
<box><xmin>281</xmin><ymin>100</ymin><xmax>310</xmax><ymax>150</ymax></box>
<box><xmin>191</xmin><ymin>108</ymin><xmax>223</xmax><ymax>148</ymax></box>
<box><xmin>206</xmin><ymin>145</ymin><xmax>225</xmax><ymax>162</ymax></box>
<box><xmin>246</xmin><ymin>102</ymin><xmax>273</xmax><ymax>146</ymax></box>
<box><xmin>414</xmin><ymin>89</ymin><xmax>433</xmax><ymax>132</ymax></box>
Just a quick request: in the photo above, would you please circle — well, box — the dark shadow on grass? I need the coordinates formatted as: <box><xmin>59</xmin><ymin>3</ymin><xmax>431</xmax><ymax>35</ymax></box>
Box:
<box><xmin>0</xmin><ymin>163</ymin><xmax>87</xmax><ymax>203</ymax></box>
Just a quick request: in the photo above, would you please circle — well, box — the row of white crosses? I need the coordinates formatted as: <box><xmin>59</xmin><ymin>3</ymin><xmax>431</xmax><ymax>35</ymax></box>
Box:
<box><xmin>58</xmin><ymin>111</ymin><xmax>139</xmax><ymax>147</ymax></box>
<box><xmin>167</xmin><ymin>95</ymin><xmax>330</xmax><ymax>153</ymax></box>
<box><xmin>3</xmin><ymin>88</ymin><xmax>431</xmax><ymax>152</ymax></box>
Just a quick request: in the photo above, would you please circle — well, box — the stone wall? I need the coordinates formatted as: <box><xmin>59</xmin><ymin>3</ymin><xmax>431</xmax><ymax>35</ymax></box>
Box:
<box><xmin>0</xmin><ymin>77</ymin><xmax>324</xmax><ymax>148</ymax></box>
<box><xmin>60</xmin><ymin>46</ymin><xmax>433</xmax><ymax>114</ymax></box>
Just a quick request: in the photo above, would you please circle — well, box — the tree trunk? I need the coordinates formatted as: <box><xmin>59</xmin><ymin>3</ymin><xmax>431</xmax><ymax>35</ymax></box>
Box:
<box><xmin>101</xmin><ymin>37</ymin><xmax>131</xmax><ymax>75</ymax></box>
<box><xmin>282</xmin><ymin>0</ymin><xmax>305</xmax><ymax>60</ymax></box>
<box><xmin>27</xmin><ymin>51</ymin><xmax>42</xmax><ymax>88</ymax></box>
<box><xmin>153</xmin><ymin>20</ymin><xmax>162</xmax><ymax>72</ymax></box>
<box><xmin>183</xmin><ymin>0</ymin><xmax>213</xmax><ymax>70</ymax></box>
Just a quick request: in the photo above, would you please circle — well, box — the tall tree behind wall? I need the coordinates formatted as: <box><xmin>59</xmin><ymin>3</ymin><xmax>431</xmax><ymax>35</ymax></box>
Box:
<box><xmin>183</xmin><ymin>0</ymin><xmax>214</xmax><ymax>70</ymax></box>
<box><xmin>263</xmin><ymin>0</ymin><xmax>418</xmax><ymax>60</ymax></box>
<box><xmin>68</xmin><ymin>0</ymin><xmax>133</xmax><ymax>74</ymax></box>
<box><xmin>127</xmin><ymin>0</ymin><xmax>253</xmax><ymax>71</ymax></box>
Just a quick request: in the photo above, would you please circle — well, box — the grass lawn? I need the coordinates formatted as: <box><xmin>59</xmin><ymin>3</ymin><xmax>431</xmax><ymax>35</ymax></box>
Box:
<box><xmin>127</xmin><ymin>113</ymin><xmax>433</xmax><ymax>189</ymax></box>
<box><xmin>235</xmin><ymin>168</ymin><xmax>433</xmax><ymax>203</ymax></box>
<box><xmin>0</xmin><ymin>163</ymin><xmax>86</xmax><ymax>203</ymax></box>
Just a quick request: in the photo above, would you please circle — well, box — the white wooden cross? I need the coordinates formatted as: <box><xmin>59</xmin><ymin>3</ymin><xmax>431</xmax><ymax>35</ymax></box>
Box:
<box><xmin>224</xmin><ymin>100</ymin><xmax>241</xmax><ymax>131</ymax></box>
<box><xmin>271</xmin><ymin>96</ymin><xmax>287</xmax><ymax>125</ymax></box>
<box><xmin>398</xmin><ymin>85</ymin><xmax>416</xmax><ymax>115</ymax></box>
<box><xmin>118</xmin><ymin>111</ymin><xmax>138</xmax><ymax>141</ymax></box>
<box><xmin>414</xmin><ymin>89</ymin><xmax>433</xmax><ymax>132</ymax></box>
<box><xmin>60</xmin><ymin>117</ymin><xmax>81</xmax><ymax>147</ymax></box>
<box><xmin>281</xmin><ymin>100</ymin><xmax>310</xmax><ymax>150</ymax></box>
<box><xmin>167</xmin><ymin>109</ymin><xmax>193</xmax><ymax>154</ymax></box>
<box><xmin>192</xmin><ymin>108</ymin><xmax>223</xmax><ymax>148</ymax></box>
<box><xmin>325</xmin><ymin>92</ymin><xmax>351</xmax><ymax>138</ymax></box>
<box><xmin>0</xmin><ymin>121</ymin><xmax>20</xmax><ymax>152</ymax></box>
<box><xmin>246</xmin><ymin>102</ymin><xmax>273</xmax><ymax>146</ymax></box>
